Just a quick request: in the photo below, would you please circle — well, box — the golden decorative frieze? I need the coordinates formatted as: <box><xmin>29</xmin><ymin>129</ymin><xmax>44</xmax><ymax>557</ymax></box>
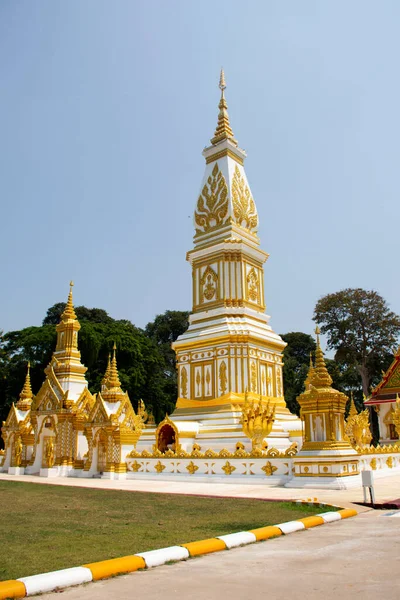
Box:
<box><xmin>262</xmin><ymin>461</ymin><xmax>278</xmax><ymax>476</ymax></box>
<box><xmin>386</xmin><ymin>456</ymin><xmax>393</xmax><ymax>468</ymax></box>
<box><xmin>370</xmin><ymin>457</ymin><xmax>377</xmax><ymax>470</ymax></box>
<box><xmin>231</xmin><ymin>165</ymin><xmax>258</xmax><ymax>231</ymax></box>
<box><xmin>205</xmin><ymin>148</ymin><xmax>244</xmax><ymax>166</ymax></box>
<box><xmin>154</xmin><ymin>460</ymin><xmax>166</xmax><ymax>473</ymax></box>
<box><xmin>221</xmin><ymin>460</ymin><xmax>236</xmax><ymax>475</ymax></box>
<box><xmin>195</xmin><ymin>163</ymin><xmax>229</xmax><ymax>235</ymax></box>
<box><xmin>186</xmin><ymin>460</ymin><xmax>199</xmax><ymax>474</ymax></box>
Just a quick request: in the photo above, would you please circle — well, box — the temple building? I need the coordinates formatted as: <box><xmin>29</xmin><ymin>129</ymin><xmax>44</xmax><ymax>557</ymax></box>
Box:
<box><xmin>1</xmin><ymin>284</ymin><xmax>145</xmax><ymax>478</ymax></box>
<box><xmin>365</xmin><ymin>349</ymin><xmax>400</xmax><ymax>443</ymax></box>
<box><xmin>137</xmin><ymin>70</ymin><xmax>302</xmax><ymax>454</ymax></box>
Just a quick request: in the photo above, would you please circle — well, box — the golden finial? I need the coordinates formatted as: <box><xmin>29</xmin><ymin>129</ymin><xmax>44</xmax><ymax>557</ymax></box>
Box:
<box><xmin>107</xmin><ymin>342</ymin><xmax>121</xmax><ymax>389</ymax></box>
<box><xmin>211</xmin><ymin>69</ymin><xmax>237</xmax><ymax>146</ymax></box>
<box><xmin>311</xmin><ymin>327</ymin><xmax>332</xmax><ymax>388</ymax></box>
<box><xmin>17</xmin><ymin>361</ymin><xmax>33</xmax><ymax>407</ymax></box>
<box><xmin>61</xmin><ymin>281</ymin><xmax>77</xmax><ymax>321</ymax></box>
<box><xmin>348</xmin><ymin>392</ymin><xmax>358</xmax><ymax>417</ymax></box>
<box><xmin>219</xmin><ymin>68</ymin><xmax>226</xmax><ymax>92</ymax></box>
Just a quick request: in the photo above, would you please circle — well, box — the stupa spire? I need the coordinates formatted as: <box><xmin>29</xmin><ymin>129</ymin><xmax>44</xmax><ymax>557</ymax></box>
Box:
<box><xmin>210</xmin><ymin>69</ymin><xmax>238</xmax><ymax>146</ymax></box>
<box><xmin>304</xmin><ymin>352</ymin><xmax>315</xmax><ymax>390</ymax></box>
<box><xmin>311</xmin><ymin>326</ymin><xmax>333</xmax><ymax>388</ymax></box>
<box><xmin>102</xmin><ymin>353</ymin><xmax>112</xmax><ymax>390</ymax></box>
<box><xmin>107</xmin><ymin>343</ymin><xmax>122</xmax><ymax>390</ymax></box>
<box><xmin>16</xmin><ymin>362</ymin><xmax>33</xmax><ymax>409</ymax></box>
<box><xmin>61</xmin><ymin>281</ymin><xmax>77</xmax><ymax>321</ymax></box>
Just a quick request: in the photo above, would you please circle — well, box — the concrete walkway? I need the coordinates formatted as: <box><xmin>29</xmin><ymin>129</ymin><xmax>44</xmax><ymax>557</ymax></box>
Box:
<box><xmin>1</xmin><ymin>471</ymin><xmax>400</xmax><ymax>509</ymax></box>
<box><xmin>37</xmin><ymin>510</ymin><xmax>400</xmax><ymax>600</ymax></box>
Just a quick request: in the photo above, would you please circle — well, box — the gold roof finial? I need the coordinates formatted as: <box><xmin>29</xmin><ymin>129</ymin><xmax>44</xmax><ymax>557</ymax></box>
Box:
<box><xmin>311</xmin><ymin>326</ymin><xmax>333</xmax><ymax>388</ymax></box>
<box><xmin>61</xmin><ymin>281</ymin><xmax>77</xmax><ymax>321</ymax></box>
<box><xmin>107</xmin><ymin>342</ymin><xmax>121</xmax><ymax>389</ymax></box>
<box><xmin>211</xmin><ymin>69</ymin><xmax>237</xmax><ymax>146</ymax></box>
<box><xmin>17</xmin><ymin>361</ymin><xmax>33</xmax><ymax>408</ymax></box>
<box><xmin>348</xmin><ymin>392</ymin><xmax>358</xmax><ymax>417</ymax></box>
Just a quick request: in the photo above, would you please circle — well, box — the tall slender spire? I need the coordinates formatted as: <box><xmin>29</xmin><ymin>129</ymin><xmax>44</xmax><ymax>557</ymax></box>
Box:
<box><xmin>311</xmin><ymin>326</ymin><xmax>333</xmax><ymax>388</ymax></box>
<box><xmin>210</xmin><ymin>69</ymin><xmax>238</xmax><ymax>146</ymax></box>
<box><xmin>107</xmin><ymin>343</ymin><xmax>122</xmax><ymax>390</ymax></box>
<box><xmin>61</xmin><ymin>281</ymin><xmax>77</xmax><ymax>321</ymax></box>
<box><xmin>102</xmin><ymin>353</ymin><xmax>112</xmax><ymax>390</ymax></box>
<box><xmin>304</xmin><ymin>352</ymin><xmax>315</xmax><ymax>390</ymax></box>
<box><xmin>17</xmin><ymin>362</ymin><xmax>33</xmax><ymax>409</ymax></box>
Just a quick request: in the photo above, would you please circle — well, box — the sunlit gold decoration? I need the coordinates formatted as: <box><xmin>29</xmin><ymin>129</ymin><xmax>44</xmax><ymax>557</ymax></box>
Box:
<box><xmin>194</xmin><ymin>163</ymin><xmax>229</xmax><ymax>235</ymax></box>
<box><xmin>266</xmin><ymin>447</ymin><xmax>280</xmax><ymax>457</ymax></box>
<box><xmin>180</xmin><ymin>366</ymin><xmax>188</xmax><ymax>399</ymax></box>
<box><xmin>284</xmin><ymin>442</ymin><xmax>298</xmax><ymax>457</ymax></box>
<box><xmin>262</xmin><ymin>461</ymin><xmax>278</xmax><ymax>476</ymax></box>
<box><xmin>196</xmin><ymin>371</ymin><xmax>201</xmax><ymax>396</ymax></box>
<box><xmin>241</xmin><ymin>393</ymin><xmax>275</xmax><ymax>450</ymax></box>
<box><xmin>14</xmin><ymin>435</ymin><xmax>23</xmax><ymax>467</ymax></box>
<box><xmin>204</xmin><ymin>448</ymin><xmax>218</xmax><ymax>458</ymax></box>
<box><xmin>370</xmin><ymin>457</ymin><xmax>377</xmax><ymax>470</ymax></box>
<box><xmin>304</xmin><ymin>354</ymin><xmax>315</xmax><ymax>391</ymax></box>
<box><xmin>241</xmin><ymin>463</ymin><xmax>255</xmax><ymax>475</ymax></box>
<box><xmin>186</xmin><ymin>460</ymin><xmax>199</xmax><ymax>474</ymax></box>
<box><xmin>191</xmin><ymin>443</ymin><xmax>204</xmax><ymax>458</ymax></box>
<box><xmin>393</xmin><ymin>397</ymin><xmax>400</xmax><ymax>437</ymax></box>
<box><xmin>232</xmin><ymin>165</ymin><xmax>258</xmax><ymax>231</ymax></box>
<box><xmin>386</xmin><ymin>456</ymin><xmax>393</xmax><ymax>469</ymax></box>
<box><xmin>201</xmin><ymin>266</ymin><xmax>218</xmax><ymax>301</ymax></box>
<box><xmin>276</xmin><ymin>368</ymin><xmax>283</xmax><ymax>397</ymax></box>
<box><xmin>246</xmin><ymin>268</ymin><xmax>259</xmax><ymax>302</ymax></box>
<box><xmin>130</xmin><ymin>460</ymin><xmax>142</xmax><ymax>472</ymax></box>
<box><xmin>219</xmin><ymin>361</ymin><xmax>228</xmax><ymax>394</ymax></box>
<box><xmin>45</xmin><ymin>437</ymin><xmax>55</xmax><ymax>468</ymax></box>
<box><xmin>219</xmin><ymin>448</ymin><xmax>231</xmax><ymax>458</ymax></box>
<box><xmin>250</xmin><ymin>362</ymin><xmax>257</xmax><ymax>393</ymax></box>
<box><xmin>345</xmin><ymin>397</ymin><xmax>372</xmax><ymax>448</ymax></box>
<box><xmin>154</xmin><ymin>460</ymin><xmax>166</xmax><ymax>473</ymax></box>
<box><xmin>222</xmin><ymin>460</ymin><xmax>236</xmax><ymax>475</ymax></box>
<box><xmin>205</xmin><ymin>369</ymin><xmax>211</xmax><ymax>395</ymax></box>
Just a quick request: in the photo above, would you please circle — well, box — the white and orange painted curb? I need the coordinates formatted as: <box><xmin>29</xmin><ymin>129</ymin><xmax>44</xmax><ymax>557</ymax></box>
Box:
<box><xmin>0</xmin><ymin>508</ymin><xmax>357</xmax><ymax>599</ymax></box>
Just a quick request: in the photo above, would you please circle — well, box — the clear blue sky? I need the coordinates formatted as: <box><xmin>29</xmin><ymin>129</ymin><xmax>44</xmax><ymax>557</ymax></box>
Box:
<box><xmin>1</xmin><ymin>1</ymin><xmax>400</xmax><ymax>341</ymax></box>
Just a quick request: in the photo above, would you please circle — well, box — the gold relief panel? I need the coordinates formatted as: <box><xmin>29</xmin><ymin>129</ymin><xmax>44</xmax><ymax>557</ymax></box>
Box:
<box><xmin>219</xmin><ymin>361</ymin><xmax>228</xmax><ymax>395</ymax></box>
<box><xmin>180</xmin><ymin>366</ymin><xmax>188</xmax><ymax>399</ymax></box>
<box><xmin>200</xmin><ymin>265</ymin><xmax>218</xmax><ymax>303</ymax></box>
<box><xmin>250</xmin><ymin>361</ymin><xmax>257</xmax><ymax>393</ymax></box>
<box><xmin>246</xmin><ymin>267</ymin><xmax>259</xmax><ymax>304</ymax></box>
<box><xmin>231</xmin><ymin>165</ymin><xmax>258</xmax><ymax>231</ymax></box>
<box><xmin>191</xmin><ymin>362</ymin><xmax>214</xmax><ymax>400</ymax></box>
<box><xmin>194</xmin><ymin>163</ymin><xmax>229</xmax><ymax>235</ymax></box>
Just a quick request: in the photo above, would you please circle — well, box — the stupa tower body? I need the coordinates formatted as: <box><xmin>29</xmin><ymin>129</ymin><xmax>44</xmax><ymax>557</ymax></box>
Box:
<box><xmin>160</xmin><ymin>72</ymin><xmax>302</xmax><ymax>450</ymax></box>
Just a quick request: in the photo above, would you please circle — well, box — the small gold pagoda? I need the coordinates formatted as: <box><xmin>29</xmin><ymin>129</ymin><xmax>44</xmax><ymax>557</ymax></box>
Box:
<box><xmin>288</xmin><ymin>328</ymin><xmax>360</xmax><ymax>488</ymax></box>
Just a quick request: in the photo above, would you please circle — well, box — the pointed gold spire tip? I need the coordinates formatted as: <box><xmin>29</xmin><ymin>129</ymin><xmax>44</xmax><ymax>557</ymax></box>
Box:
<box><xmin>211</xmin><ymin>69</ymin><xmax>237</xmax><ymax>146</ymax></box>
<box><xmin>219</xmin><ymin>68</ymin><xmax>226</xmax><ymax>92</ymax></box>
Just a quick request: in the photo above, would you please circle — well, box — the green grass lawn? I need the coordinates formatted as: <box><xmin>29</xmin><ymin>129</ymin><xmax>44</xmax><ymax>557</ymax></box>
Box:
<box><xmin>0</xmin><ymin>481</ymin><xmax>333</xmax><ymax>580</ymax></box>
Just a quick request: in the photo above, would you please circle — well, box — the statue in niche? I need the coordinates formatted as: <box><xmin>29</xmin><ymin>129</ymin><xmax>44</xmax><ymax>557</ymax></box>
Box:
<box><xmin>45</xmin><ymin>437</ymin><xmax>55</xmax><ymax>468</ymax></box>
<box><xmin>14</xmin><ymin>436</ymin><xmax>23</xmax><ymax>467</ymax></box>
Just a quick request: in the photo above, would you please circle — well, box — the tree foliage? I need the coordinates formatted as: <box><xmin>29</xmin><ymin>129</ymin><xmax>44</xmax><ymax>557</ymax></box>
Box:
<box><xmin>314</xmin><ymin>288</ymin><xmax>400</xmax><ymax>395</ymax></box>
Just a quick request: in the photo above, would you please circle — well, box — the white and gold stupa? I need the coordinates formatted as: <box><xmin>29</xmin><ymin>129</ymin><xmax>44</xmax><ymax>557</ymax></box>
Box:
<box><xmin>138</xmin><ymin>71</ymin><xmax>302</xmax><ymax>453</ymax></box>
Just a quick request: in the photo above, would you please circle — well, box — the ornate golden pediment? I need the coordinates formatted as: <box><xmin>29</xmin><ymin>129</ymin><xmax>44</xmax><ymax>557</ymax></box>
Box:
<box><xmin>195</xmin><ymin>162</ymin><xmax>229</xmax><ymax>235</ymax></box>
<box><xmin>232</xmin><ymin>165</ymin><xmax>258</xmax><ymax>232</ymax></box>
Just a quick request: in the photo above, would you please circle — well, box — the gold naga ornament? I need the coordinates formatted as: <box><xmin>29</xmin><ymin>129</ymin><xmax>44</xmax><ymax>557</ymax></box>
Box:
<box><xmin>344</xmin><ymin>396</ymin><xmax>372</xmax><ymax>448</ymax></box>
<box><xmin>241</xmin><ymin>392</ymin><xmax>275</xmax><ymax>450</ymax></box>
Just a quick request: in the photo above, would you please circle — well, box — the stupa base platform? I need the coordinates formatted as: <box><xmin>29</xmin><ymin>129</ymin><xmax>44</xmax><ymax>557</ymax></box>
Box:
<box><xmin>8</xmin><ymin>466</ymin><xmax>24</xmax><ymax>475</ymax></box>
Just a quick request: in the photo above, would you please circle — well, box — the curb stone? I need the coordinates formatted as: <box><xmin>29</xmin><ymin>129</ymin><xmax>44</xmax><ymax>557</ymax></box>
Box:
<box><xmin>0</xmin><ymin>509</ymin><xmax>357</xmax><ymax>599</ymax></box>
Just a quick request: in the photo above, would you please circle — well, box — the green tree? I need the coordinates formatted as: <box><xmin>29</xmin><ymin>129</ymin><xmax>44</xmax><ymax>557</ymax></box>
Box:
<box><xmin>314</xmin><ymin>288</ymin><xmax>400</xmax><ymax>395</ymax></box>
<box><xmin>281</xmin><ymin>332</ymin><xmax>316</xmax><ymax>415</ymax></box>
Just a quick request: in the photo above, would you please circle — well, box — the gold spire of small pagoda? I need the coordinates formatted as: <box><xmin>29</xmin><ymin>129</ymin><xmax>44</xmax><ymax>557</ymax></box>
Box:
<box><xmin>17</xmin><ymin>362</ymin><xmax>33</xmax><ymax>409</ymax></box>
<box><xmin>210</xmin><ymin>68</ymin><xmax>238</xmax><ymax>146</ymax></box>
<box><xmin>102</xmin><ymin>353</ymin><xmax>111</xmax><ymax>390</ymax></box>
<box><xmin>311</xmin><ymin>326</ymin><xmax>333</xmax><ymax>388</ymax></box>
<box><xmin>304</xmin><ymin>353</ymin><xmax>315</xmax><ymax>390</ymax></box>
<box><xmin>107</xmin><ymin>343</ymin><xmax>122</xmax><ymax>390</ymax></box>
<box><xmin>61</xmin><ymin>281</ymin><xmax>77</xmax><ymax>321</ymax></box>
<box><xmin>348</xmin><ymin>393</ymin><xmax>358</xmax><ymax>418</ymax></box>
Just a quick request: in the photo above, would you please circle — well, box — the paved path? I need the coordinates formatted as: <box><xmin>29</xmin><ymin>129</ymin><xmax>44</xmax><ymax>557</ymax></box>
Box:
<box><xmin>38</xmin><ymin>510</ymin><xmax>400</xmax><ymax>600</ymax></box>
<box><xmin>1</xmin><ymin>471</ymin><xmax>400</xmax><ymax>509</ymax></box>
